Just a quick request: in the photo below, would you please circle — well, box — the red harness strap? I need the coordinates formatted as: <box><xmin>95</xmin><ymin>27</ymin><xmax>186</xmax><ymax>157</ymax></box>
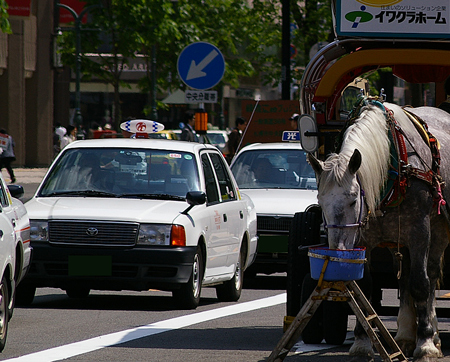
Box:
<box><xmin>381</xmin><ymin>107</ymin><xmax>444</xmax><ymax>210</ymax></box>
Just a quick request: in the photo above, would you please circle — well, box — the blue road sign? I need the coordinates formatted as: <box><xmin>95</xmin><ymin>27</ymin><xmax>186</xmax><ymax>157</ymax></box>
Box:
<box><xmin>177</xmin><ymin>42</ymin><xmax>225</xmax><ymax>90</ymax></box>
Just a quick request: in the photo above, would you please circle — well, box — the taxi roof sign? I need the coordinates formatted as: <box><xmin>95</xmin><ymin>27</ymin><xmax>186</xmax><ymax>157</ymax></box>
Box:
<box><xmin>120</xmin><ymin>120</ymin><xmax>164</xmax><ymax>138</ymax></box>
<box><xmin>282</xmin><ymin>131</ymin><xmax>300</xmax><ymax>142</ymax></box>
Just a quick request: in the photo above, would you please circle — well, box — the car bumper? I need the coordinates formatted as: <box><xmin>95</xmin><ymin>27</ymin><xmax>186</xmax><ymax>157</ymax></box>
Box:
<box><xmin>24</xmin><ymin>242</ymin><xmax>197</xmax><ymax>292</ymax></box>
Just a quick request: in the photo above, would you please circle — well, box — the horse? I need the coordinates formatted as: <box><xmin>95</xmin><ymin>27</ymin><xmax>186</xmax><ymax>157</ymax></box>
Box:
<box><xmin>308</xmin><ymin>98</ymin><xmax>450</xmax><ymax>362</ymax></box>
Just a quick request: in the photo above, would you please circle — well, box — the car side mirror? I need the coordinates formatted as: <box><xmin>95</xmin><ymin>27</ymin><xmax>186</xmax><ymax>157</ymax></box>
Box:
<box><xmin>8</xmin><ymin>184</ymin><xmax>24</xmax><ymax>199</ymax></box>
<box><xmin>182</xmin><ymin>191</ymin><xmax>206</xmax><ymax>215</ymax></box>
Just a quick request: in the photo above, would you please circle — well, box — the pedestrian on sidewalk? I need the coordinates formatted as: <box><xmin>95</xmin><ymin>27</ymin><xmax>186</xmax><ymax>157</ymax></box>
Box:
<box><xmin>0</xmin><ymin>129</ymin><xmax>16</xmax><ymax>183</ymax></box>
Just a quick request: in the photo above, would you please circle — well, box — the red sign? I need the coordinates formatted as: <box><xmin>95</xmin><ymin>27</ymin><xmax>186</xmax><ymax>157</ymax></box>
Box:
<box><xmin>241</xmin><ymin>100</ymin><xmax>300</xmax><ymax>146</ymax></box>
<box><xmin>6</xmin><ymin>0</ymin><xmax>31</xmax><ymax>17</ymax></box>
<box><xmin>59</xmin><ymin>0</ymin><xmax>88</xmax><ymax>24</ymax></box>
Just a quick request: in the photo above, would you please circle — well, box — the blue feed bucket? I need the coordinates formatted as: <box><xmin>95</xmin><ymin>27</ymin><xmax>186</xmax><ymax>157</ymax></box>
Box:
<box><xmin>308</xmin><ymin>247</ymin><xmax>366</xmax><ymax>281</ymax></box>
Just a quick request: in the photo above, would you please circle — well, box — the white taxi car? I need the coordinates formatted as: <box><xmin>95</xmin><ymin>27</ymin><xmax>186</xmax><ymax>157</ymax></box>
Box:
<box><xmin>22</xmin><ymin>138</ymin><xmax>257</xmax><ymax>309</ymax></box>
<box><xmin>0</xmin><ymin>177</ymin><xmax>31</xmax><ymax>351</ymax></box>
<box><xmin>230</xmin><ymin>142</ymin><xmax>318</xmax><ymax>275</ymax></box>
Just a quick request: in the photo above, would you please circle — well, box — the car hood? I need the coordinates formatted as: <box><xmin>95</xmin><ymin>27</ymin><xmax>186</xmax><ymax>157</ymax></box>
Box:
<box><xmin>240</xmin><ymin>188</ymin><xmax>318</xmax><ymax>216</ymax></box>
<box><xmin>25</xmin><ymin>197</ymin><xmax>190</xmax><ymax>224</ymax></box>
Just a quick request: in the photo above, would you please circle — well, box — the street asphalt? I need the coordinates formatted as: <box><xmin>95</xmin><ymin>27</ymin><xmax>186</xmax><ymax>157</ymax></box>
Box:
<box><xmin>2</xmin><ymin>167</ymin><xmax>48</xmax><ymax>202</ymax></box>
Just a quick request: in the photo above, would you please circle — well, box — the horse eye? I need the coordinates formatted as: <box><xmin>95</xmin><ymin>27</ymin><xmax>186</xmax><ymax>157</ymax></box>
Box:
<box><xmin>350</xmin><ymin>200</ymin><xmax>357</xmax><ymax>207</ymax></box>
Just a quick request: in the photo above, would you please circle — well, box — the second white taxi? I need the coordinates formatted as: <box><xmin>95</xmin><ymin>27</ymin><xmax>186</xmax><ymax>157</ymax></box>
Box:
<box><xmin>230</xmin><ymin>142</ymin><xmax>318</xmax><ymax>276</ymax></box>
<box><xmin>22</xmin><ymin>138</ymin><xmax>257</xmax><ymax>309</ymax></box>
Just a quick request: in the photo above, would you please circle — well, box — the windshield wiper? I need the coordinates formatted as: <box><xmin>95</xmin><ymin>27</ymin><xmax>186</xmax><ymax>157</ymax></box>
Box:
<box><xmin>43</xmin><ymin>190</ymin><xmax>118</xmax><ymax>197</ymax></box>
<box><xmin>118</xmin><ymin>193</ymin><xmax>185</xmax><ymax>201</ymax></box>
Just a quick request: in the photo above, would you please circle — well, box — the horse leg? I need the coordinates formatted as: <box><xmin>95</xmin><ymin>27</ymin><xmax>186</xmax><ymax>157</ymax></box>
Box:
<box><xmin>413</xmin><ymin>221</ymin><xmax>448</xmax><ymax>359</ymax></box>
<box><xmin>349</xmin><ymin>263</ymin><xmax>375</xmax><ymax>362</ymax></box>
<box><xmin>408</xmin><ymin>223</ymin><xmax>443</xmax><ymax>361</ymax></box>
<box><xmin>393</xmin><ymin>248</ymin><xmax>417</xmax><ymax>357</ymax></box>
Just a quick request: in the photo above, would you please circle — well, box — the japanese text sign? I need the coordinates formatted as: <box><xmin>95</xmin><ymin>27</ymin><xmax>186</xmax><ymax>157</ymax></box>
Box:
<box><xmin>336</xmin><ymin>0</ymin><xmax>450</xmax><ymax>39</ymax></box>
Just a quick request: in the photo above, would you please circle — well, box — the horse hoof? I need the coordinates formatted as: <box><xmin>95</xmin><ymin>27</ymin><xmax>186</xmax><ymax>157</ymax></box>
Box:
<box><xmin>413</xmin><ymin>357</ymin><xmax>439</xmax><ymax>362</ymax></box>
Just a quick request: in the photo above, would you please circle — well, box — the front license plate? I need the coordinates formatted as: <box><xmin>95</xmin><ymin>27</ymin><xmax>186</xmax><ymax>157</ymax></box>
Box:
<box><xmin>68</xmin><ymin>255</ymin><xmax>112</xmax><ymax>276</ymax></box>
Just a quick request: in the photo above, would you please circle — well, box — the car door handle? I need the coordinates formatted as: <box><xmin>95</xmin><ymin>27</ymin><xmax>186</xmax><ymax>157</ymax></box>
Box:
<box><xmin>223</xmin><ymin>214</ymin><xmax>227</xmax><ymax>222</ymax></box>
<box><xmin>239</xmin><ymin>210</ymin><xmax>244</xmax><ymax>219</ymax></box>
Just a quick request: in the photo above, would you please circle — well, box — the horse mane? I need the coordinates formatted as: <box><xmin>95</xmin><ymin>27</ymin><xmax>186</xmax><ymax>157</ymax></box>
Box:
<box><xmin>319</xmin><ymin>104</ymin><xmax>392</xmax><ymax>214</ymax></box>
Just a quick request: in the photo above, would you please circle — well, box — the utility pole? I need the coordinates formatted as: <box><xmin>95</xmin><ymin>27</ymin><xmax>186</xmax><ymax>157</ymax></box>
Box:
<box><xmin>281</xmin><ymin>0</ymin><xmax>291</xmax><ymax>100</ymax></box>
<box><xmin>55</xmin><ymin>1</ymin><xmax>101</xmax><ymax>131</ymax></box>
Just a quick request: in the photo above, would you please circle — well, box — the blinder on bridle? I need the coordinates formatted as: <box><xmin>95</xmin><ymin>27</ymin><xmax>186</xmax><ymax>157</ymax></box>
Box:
<box><xmin>323</xmin><ymin>176</ymin><xmax>368</xmax><ymax>230</ymax></box>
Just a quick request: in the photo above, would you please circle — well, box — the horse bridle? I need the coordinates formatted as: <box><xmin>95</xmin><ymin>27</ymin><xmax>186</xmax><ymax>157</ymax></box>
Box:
<box><xmin>323</xmin><ymin>176</ymin><xmax>368</xmax><ymax>230</ymax></box>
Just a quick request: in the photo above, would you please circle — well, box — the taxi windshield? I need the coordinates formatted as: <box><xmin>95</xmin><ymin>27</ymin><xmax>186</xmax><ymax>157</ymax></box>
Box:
<box><xmin>231</xmin><ymin>149</ymin><xmax>317</xmax><ymax>190</ymax></box>
<box><xmin>39</xmin><ymin>148</ymin><xmax>201</xmax><ymax>199</ymax></box>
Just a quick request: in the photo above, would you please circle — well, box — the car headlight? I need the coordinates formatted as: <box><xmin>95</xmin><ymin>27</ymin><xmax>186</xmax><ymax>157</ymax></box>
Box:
<box><xmin>137</xmin><ymin>224</ymin><xmax>186</xmax><ymax>246</ymax></box>
<box><xmin>138</xmin><ymin>224</ymin><xmax>172</xmax><ymax>246</ymax></box>
<box><xmin>30</xmin><ymin>221</ymin><xmax>49</xmax><ymax>242</ymax></box>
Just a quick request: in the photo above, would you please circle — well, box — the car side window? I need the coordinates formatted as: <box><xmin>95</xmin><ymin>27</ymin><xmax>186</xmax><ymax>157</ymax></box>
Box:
<box><xmin>0</xmin><ymin>181</ymin><xmax>9</xmax><ymax>207</ymax></box>
<box><xmin>208</xmin><ymin>153</ymin><xmax>236</xmax><ymax>202</ymax></box>
<box><xmin>201</xmin><ymin>153</ymin><xmax>220</xmax><ymax>204</ymax></box>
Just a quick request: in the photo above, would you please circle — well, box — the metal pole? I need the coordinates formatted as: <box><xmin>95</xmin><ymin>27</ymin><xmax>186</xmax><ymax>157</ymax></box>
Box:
<box><xmin>56</xmin><ymin>4</ymin><xmax>101</xmax><ymax>131</ymax></box>
<box><xmin>281</xmin><ymin>0</ymin><xmax>291</xmax><ymax>100</ymax></box>
<box><xmin>151</xmin><ymin>44</ymin><xmax>158</xmax><ymax>120</ymax></box>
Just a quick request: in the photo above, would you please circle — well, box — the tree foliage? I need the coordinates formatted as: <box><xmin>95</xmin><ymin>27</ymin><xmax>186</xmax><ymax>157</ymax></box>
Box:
<box><xmin>291</xmin><ymin>0</ymin><xmax>333</xmax><ymax>66</ymax></box>
<box><xmin>0</xmin><ymin>0</ymin><xmax>11</xmax><ymax>34</ymax></box>
<box><xmin>56</xmin><ymin>0</ymin><xmax>333</xmax><ymax>125</ymax></box>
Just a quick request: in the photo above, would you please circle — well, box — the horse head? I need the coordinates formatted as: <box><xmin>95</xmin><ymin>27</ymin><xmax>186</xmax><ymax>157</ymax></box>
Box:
<box><xmin>308</xmin><ymin>149</ymin><xmax>366</xmax><ymax>250</ymax></box>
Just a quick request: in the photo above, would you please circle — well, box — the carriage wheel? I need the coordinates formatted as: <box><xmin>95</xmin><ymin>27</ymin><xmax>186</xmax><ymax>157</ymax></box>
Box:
<box><xmin>323</xmin><ymin>300</ymin><xmax>348</xmax><ymax>345</ymax></box>
<box><xmin>301</xmin><ymin>273</ymin><xmax>323</xmax><ymax>344</ymax></box>
<box><xmin>286</xmin><ymin>211</ymin><xmax>321</xmax><ymax>318</ymax></box>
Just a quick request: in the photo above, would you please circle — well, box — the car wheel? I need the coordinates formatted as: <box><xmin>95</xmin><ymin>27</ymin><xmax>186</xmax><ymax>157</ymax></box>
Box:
<box><xmin>301</xmin><ymin>273</ymin><xmax>323</xmax><ymax>344</ymax></box>
<box><xmin>216</xmin><ymin>247</ymin><xmax>243</xmax><ymax>302</ymax></box>
<box><xmin>287</xmin><ymin>212</ymin><xmax>320</xmax><ymax>318</ymax></box>
<box><xmin>15</xmin><ymin>284</ymin><xmax>36</xmax><ymax>306</ymax></box>
<box><xmin>66</xmin><ymin>286</ymin><xmax>90</xmax><ymax>299</ymax></box>
<box><xmin>173</xmin><ymin>246</ymin><xmax>203</xmax><ymax>309</ymax></box>
<box><xmin>0</xmin><ymin>276</ymin><xmax>10</xmax><ymax>352</ymax></box>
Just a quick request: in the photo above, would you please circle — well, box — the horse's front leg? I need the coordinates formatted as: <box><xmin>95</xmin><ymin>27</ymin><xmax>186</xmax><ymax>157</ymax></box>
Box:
<box><xmin>349</xmin><ymin>264</ymin><xmax>375</xmax><ymax>362</ymax></box>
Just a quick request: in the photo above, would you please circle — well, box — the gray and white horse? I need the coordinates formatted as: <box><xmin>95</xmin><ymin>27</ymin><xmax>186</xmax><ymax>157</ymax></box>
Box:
<box><xmin>308</xmin><ymin>100</ymin><xmax>450</xmax><ymax>362</ymax></box>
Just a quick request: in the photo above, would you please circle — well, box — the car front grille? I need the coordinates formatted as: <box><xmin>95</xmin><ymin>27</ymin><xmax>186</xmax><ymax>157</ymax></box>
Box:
<box><xmin>257</xmin><ymin>215</ymin><xmax>293</xmax><ymax>234</ymax></box>
<box><xmin>48</xmin><ymin>220</ymin><xmax>139</xmax><ymax>247</ymax></box>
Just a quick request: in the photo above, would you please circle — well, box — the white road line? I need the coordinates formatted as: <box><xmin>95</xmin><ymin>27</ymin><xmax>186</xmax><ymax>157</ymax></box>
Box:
<box><xmin>5</xmin><ymin>293</ymin><xmax>287</xmax><ymax>362</ymax></box>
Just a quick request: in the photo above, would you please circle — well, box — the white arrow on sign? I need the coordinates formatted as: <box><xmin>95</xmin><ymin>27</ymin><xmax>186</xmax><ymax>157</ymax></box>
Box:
<box><xmin>186</xmin><ymin>49</ymin><xmax>219</xmax><ymax>80</ymax></box>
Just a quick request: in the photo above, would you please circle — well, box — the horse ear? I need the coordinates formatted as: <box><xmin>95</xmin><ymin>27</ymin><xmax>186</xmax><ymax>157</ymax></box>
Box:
<box><xmin>348</xmin><ymin>149</ymin><xmax>362</xmax><ymax>175</ymax></box>
<box><xmin>307</xmin><ymin>153</ymin><xmax>323</xmax><ymax>175</ymax></box>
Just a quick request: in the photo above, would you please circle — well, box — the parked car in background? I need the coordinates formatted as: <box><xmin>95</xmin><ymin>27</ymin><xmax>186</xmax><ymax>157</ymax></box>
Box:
<box><xmin>206</xmin><ymin>130</ymin><xmax>229</xmax><ymax>153</ymax></box>
<box><xmin>230</xmin><ymin>142</ymin><xmax>318</xmax><ymax>276</ymax></box>
<box><xmin>0</xmin><ymin>176</ymin><xmax>31</xmax><ymax>351</ymax></box>
<box><xmin>148</xmin><ymin>130</ymin><xmax>178</xmax><ymax>140</ymax></box>
<box><xmin>22</xmin><ymin>138</ymin><xmax>257</xmax><ymax>309</ymax></box>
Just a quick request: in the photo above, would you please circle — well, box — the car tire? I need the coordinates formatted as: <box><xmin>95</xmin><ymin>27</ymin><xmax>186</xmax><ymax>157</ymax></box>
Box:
<box><xmin>173</xmin><ymin>246</ymin><xmax>203</xmax><ymax>309</ymax></box>
<box><xmin>15</xmin><ymin>284</ymin><xmax>36</xmax><ymax>306</ymax></box>
<box><xmin>66</xmin><ymin>286</ymin><xmax>90</xmax><ymax>299</ymax></box>
<box><xmin>301</xmin><ymin>273</ymin><xmax>323</xmax><ymax>344</ymax></box>
<box><xmin>216</xmin><ymin>247</ymin><xmax>243</xmax><ymax>302</ymax></box>
<box><xmin>286</xmin><ymin>212</ymin><xmax>320</xmax><ymax>318</ymax></box>
<box><xmin>0</xmin><ymin>276</ymin><xmax>10</xmax><ymax>352</ymax></box>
